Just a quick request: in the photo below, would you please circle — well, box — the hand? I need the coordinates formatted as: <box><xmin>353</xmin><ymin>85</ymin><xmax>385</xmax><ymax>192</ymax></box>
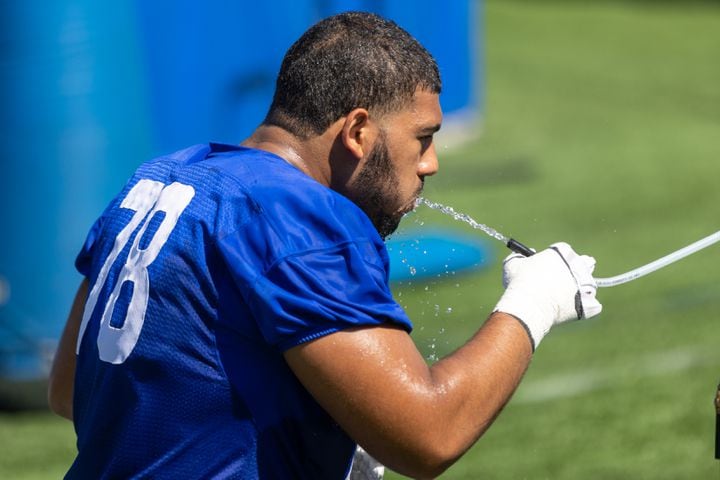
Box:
<box><xmin>493</xmin><ymin>242</ymin><xmax>602</xmax><ymax>350</ymax></box>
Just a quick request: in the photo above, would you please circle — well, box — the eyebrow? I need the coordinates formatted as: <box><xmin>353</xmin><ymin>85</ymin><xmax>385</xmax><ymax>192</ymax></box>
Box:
<box><xmin>418</xmin><ymin>124</ymin><xmax>442</xmax><ymax>135</ymax></box>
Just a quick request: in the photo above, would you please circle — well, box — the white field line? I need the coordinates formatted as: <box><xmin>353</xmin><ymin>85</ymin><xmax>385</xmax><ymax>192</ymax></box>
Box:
<box><xmin>513</xmin><ymin>347</ymin><xmax>718</xmax><ymax>404</ymax></box>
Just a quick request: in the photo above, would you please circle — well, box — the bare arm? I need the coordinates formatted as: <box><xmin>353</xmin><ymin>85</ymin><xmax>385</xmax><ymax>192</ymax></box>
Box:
<box><xmin>48</xmin><ymin>279</ymin><xmax>88</xmax><ymax>420</ymax></box>
<box><xmin>284</xmin><ymin>312</ymin><xmax>532</xmax><ymax>479</ymax></box>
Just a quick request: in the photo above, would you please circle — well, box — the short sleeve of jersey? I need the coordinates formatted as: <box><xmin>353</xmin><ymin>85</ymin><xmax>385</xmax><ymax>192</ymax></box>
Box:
<box><xmin>246</xmin><ymin>241</ymin><xmax>412</xmax><ymax>351</ymax></box>
<box><xmin>214</xmin><ymin>170</ymin><xmax>413</xmax><ymax>351</ymax></box>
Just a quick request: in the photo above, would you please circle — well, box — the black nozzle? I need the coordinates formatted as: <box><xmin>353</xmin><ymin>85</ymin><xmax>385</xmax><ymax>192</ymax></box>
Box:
<box><xmin>507</xmin><ymin>238</ymin><xmax>535</xmax><ymax>257</ymax></box>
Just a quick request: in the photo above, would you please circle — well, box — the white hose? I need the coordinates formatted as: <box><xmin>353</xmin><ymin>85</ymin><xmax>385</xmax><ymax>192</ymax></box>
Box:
<box><xmin>595</xmin><ymin>230</ymin><xmax>720</xmax><ymax>287</ymax></box>
<box><xmin>418</xmin><ymin>198</ymin><xmax>720</xmax><ymax>288</ymax></box>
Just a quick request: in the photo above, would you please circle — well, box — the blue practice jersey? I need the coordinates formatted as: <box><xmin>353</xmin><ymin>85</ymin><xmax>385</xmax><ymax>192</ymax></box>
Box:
<box><xmin>70</xmin><ymin>143</ymin><xmax>412</xmax><ymax>479</ymax></box>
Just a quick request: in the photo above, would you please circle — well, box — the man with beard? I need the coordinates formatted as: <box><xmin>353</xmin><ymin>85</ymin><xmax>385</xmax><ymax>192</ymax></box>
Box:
<box><xmin>48</xmin><ymin>11</ymin><xmax>602</xmax><ymax>480</ymax></box>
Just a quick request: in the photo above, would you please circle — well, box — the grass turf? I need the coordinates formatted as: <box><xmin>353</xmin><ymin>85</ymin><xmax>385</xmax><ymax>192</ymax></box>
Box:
<box><xmin>2</xmin><ymin>1</ymin><xmax>719</xmax><ymax>478</ymax></box>
<box><xmin>389</xmin><ymin>1</ymin><xmax>720</xmax><ymax>478</ymax></box>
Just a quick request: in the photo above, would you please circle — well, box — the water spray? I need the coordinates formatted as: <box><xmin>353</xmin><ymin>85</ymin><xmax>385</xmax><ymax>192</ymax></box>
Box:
<box><xmin>418</xmin><ymin>198</ymin><xmax>720</xmax><ymax>288</ymax></box>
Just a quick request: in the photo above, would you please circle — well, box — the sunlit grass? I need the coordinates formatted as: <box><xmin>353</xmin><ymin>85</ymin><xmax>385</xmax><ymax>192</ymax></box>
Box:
<box><xmin>390</xmin><ymin>1</ymin><xmax>720</xmax><ymax>478</ymax></box>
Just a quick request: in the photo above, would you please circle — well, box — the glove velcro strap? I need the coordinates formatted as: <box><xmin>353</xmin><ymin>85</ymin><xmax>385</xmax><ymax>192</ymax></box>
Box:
<box><xmin>574</xmin><ymin>291</ymin><xmax>584</xmax><ymax>320</ymax></box>
<box><xmin>550</xmin><ymin>245</ymin><xmax>584</xmax><ymax>320</ymax></box>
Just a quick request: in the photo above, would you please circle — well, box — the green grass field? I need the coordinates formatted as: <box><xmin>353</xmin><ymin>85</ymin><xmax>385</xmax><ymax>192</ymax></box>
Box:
<box><xmin>2</xmin><ymin>1</ymin><xmax>720</xmax><ymax>478</ymax></box>
<box><xmin>389</xmin><ymin>1</ymin><xmax>720</xmax><ymax>478</ymax></box>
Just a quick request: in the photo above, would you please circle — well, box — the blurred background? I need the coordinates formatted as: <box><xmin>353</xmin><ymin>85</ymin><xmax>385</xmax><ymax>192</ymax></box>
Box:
<box><xmin>2</xmin><ymin>0</ymin><xmax>720</xmax><ymax>478</ymax></box>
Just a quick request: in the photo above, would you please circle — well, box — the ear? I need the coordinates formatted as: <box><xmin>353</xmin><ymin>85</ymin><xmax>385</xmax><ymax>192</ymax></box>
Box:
<box><xmin>340</xmin><ymin>108</ymin><xmax>372</xmax><ymax>160</ymax></box>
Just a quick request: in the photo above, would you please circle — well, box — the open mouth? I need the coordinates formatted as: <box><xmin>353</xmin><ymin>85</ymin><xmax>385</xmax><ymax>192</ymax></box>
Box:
<box><xmin>399</xmin><ymin>196</ymin><xmax>421</xmax><ymax>217</ymax></box>
<box><xmin>404</xmin><ymin>183</ymin><xmax>425</xmax><ymax>214</ymax></box>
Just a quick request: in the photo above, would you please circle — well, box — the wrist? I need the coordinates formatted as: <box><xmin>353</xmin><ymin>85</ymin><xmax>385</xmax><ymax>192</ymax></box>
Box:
<box><xmin>493</xmin><ymin>288</ymin><xmax>554</xmax><ymax>350</ymax></box>
<box><xmin>497</xmin><ymin>311</ymin><xmax>537</xmax><ymax>352</ymax></box>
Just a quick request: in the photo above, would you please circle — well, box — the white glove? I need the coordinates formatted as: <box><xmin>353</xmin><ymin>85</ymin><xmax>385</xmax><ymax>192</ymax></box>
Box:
<box><xmin>493</xmin><ymin>242</ymin><xmax>602</xmax><ymax>350</ymax></box>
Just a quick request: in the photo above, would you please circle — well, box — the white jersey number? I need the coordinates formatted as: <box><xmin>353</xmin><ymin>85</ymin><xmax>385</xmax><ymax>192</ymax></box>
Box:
<box><xmin>76</xmin><ymin>179</ymin><xmax>195</xmax><ymax>364</ymax></box>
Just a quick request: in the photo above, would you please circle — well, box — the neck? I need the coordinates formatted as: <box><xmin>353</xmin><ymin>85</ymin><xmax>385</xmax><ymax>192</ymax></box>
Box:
<box><xmin>241</xmin><ymin>125</ymin><xmax>331</xmax><ymax>186</ymax></box>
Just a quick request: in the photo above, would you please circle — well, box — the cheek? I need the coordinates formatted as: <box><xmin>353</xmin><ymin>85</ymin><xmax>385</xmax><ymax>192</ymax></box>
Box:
<box><xmin>391</xmin><ymin>168</ymin><xmax>421</xmax><ymax>207</ymax></box>
<box><xmin>385</xmin><ymin>141</ymin><xmax>422</xmax><ymax>197</ymax></box>
<box><xmin>390</xmin><ymin>146</ymin><xmax>418</xmax><ymax>176</ymax></box>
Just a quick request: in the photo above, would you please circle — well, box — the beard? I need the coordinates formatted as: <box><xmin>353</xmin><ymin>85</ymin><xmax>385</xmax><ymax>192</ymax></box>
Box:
<box><xmin>348</xmin><ymin>134</ymin><xmax>419</xmax><ymax>240</ymax></box>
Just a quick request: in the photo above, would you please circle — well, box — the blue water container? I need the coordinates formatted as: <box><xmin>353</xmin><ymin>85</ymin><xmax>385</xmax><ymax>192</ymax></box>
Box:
<box><xmin>0</xmin><ymin>1</ymin><xmax>152</xmax><ymax>403</ymax></box>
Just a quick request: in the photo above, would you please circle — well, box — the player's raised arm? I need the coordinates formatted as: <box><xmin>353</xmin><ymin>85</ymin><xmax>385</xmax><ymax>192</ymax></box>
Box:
<box><xmin>285</xmin><ymin>243</ymin><xmax>601</xmax><ymax>479</ymax></box>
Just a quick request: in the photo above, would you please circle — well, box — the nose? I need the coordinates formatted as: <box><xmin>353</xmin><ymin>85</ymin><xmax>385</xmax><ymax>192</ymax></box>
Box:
<box><xmin>418</xmin><ymin>143</ymin><xmax>439</xmax><ymax>177</ymax></box>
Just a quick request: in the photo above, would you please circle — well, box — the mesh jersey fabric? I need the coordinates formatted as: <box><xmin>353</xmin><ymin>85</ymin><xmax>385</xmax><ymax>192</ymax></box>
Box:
<box><xmin>68</xmin><ymin>143</ymin><xmax>412</xmax><ymax>479</ymax></box>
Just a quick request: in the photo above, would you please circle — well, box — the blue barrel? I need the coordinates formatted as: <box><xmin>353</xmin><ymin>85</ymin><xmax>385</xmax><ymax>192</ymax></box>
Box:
<box><xmin>136</xmin><ymin>0</ymin><xmax>481</xmax><ymax>153</ymax></box>
<box><xmin>0</xmin><ymin>1</ymin><xmax>151</xmax><ymax>396</ymax></box>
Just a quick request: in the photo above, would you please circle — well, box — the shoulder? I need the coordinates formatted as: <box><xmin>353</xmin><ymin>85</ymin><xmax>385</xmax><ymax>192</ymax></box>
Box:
<box><xmin>205</xmin><ymin>145</ymin><xmax>382</xmax><ymax>252</ymax></box>
<box><xmin>161</xmin><ymin>145</ymin><xmax>387</xmax><ymax>278</ymax></box>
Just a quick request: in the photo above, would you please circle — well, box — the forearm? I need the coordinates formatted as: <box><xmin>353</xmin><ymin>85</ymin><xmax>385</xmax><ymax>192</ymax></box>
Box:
<box><xmin>361</xmin><ymin>313</ymin><xmax>532</xmax><ymax>476</ymax></box>
<box><xmin>286</xmin><ymin>314</ymin><xmax>533</xmax><ymax>478</ymax></box>
<box><xmin>425</xmin><ymin>312</ymin><xmax>533</xmax><ymax>459</ymax></box>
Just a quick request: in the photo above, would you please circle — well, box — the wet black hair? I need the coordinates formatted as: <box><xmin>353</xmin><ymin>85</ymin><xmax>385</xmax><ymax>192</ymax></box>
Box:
<box><xmin>263</xmin><ymin>11</ymin><xmax>441</xmax><ymax>139</ymax></box>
